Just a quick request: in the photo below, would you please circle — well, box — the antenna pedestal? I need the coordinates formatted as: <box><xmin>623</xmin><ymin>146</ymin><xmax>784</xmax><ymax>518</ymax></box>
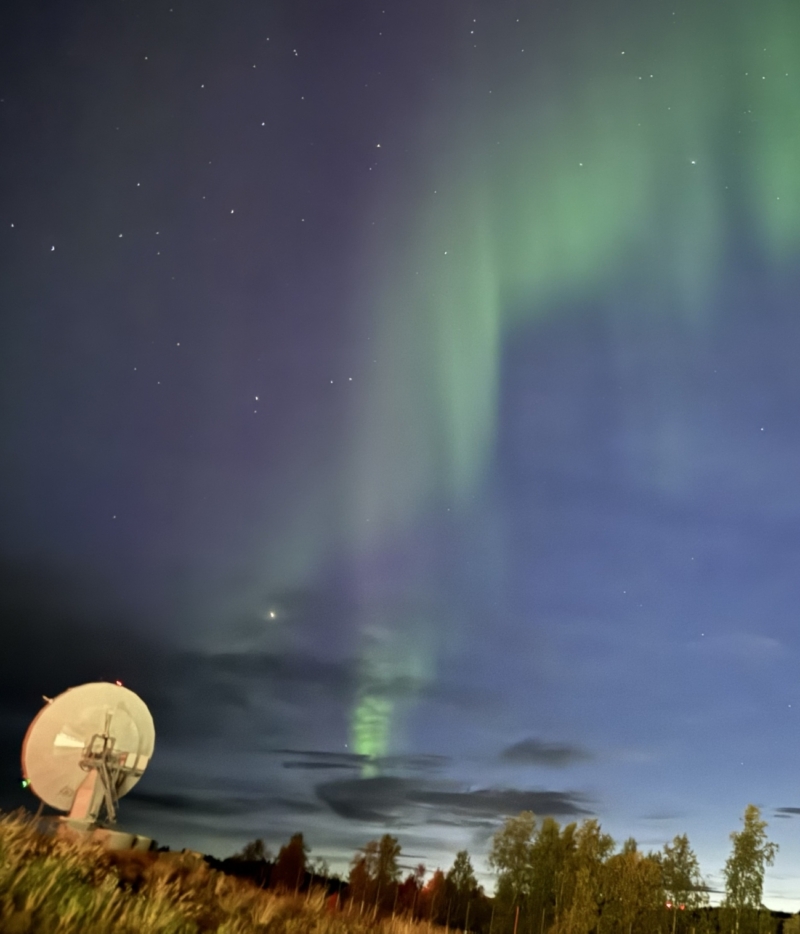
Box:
<box><xmin>69</xmin><ymin>769</ymin><xmax>105</xmax><ymax>822</ymax></box>
<box><xmin>56</xmin><ymin>817</ymin><xmax>154</xmax><ymax>852</ymax></box>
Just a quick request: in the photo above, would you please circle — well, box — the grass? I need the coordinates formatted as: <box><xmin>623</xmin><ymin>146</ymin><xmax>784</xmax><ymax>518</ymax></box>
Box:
<box><xmin>0</xmin><ymin>810</ymin><xmax>438</xmax><ymax>934</ymax></box>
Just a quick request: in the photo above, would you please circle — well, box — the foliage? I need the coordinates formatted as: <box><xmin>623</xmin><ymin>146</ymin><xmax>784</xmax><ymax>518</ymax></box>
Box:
<box><xmin>446</xmin><ymin>850</ymin><xmax>480</xmax><ymax>929</ymax></box>
<box><xmin>348</xmin><ymin>834</ymin><xmax>402</xmax><ymax>914</ymax></box>
<box><xmin>365</xmin><ymin>835</ymin><xmax>402</xmax><ymax>890</ymax></box>
<box><xmin>396</xmin><ymin>864</ymin><xmax>426</xmax><ymax>917</ymax></box>
<box><xmin>484</xmin><ymin>808</ymin><xmax>779</xmax><ymax>934</ymax></box>
<box><xmin>659</xmin><ymin>834</ymin><xmax>708</xmax><ymax>913</ymax></box>
<box><xmin>447</xmin><ymin>850</ymin><xmax>478</xmax><ymax>899</ymax></box>
<box><xmin>566</xmin><ymin>819</ymin><xmax>615</xmax><ymax>934</ymax></box>
<box><xmin>527</xmin><ymin>816</ymin><xmax>573</xmax><ymax>924</ymax></box>
<box><xmin>723</xmin><ymin>805</ymin><xmax>778</xmax><ymax>934</ymax></box>
<box><xmin>231</xmin><ymin>837</ymin><xmax>271</xmax><ymax>863</ymax></box>
<box><xmin>490</xmin><ymin>815</ymin><xmax>711</xmax><ymax>934</ymax></box>
<box><xmin>420</xmin><ymin>869</ymin><xmax>447</xmax><ymax>924</ymax></box>
<box><xmin>602</xmin><ymin>844</ymin><xmax>663</xmax><ymax>934</ymax></box>
<box><xmin>273</xmin><ymin>832</ymin><xmax>310</xmax><ymax>892</ymax></box>
<box><xmin>489</xmin><ymin>811</ymin><xmax>536</xmax><ymax>903</ymax></box>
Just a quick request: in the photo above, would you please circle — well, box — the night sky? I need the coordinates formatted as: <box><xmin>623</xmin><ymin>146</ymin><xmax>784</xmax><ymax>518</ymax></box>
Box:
<box><xmin>2</xmin><ymin>0</ymin><xmax>800</xmax><ymax>909</ymax></box>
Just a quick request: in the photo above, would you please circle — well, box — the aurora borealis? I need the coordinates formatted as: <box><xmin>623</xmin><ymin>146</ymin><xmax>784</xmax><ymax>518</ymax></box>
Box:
<box><xmin>347</xmin><ymin>0</ymin><xmax>800</xmax><ymax>774</ymax></box>
<box><xmin>2</xmin><ymin>0</ymin><xmax>800</xmax><ymax>909</ymax></box>
<box><xmin>356</xmin><ymin>0</ymin><xmax>800</xmax><ymax>530</ymax></box>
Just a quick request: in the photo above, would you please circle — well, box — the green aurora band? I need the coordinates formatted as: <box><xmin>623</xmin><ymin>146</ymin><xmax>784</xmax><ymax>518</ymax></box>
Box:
<box><xmin>265</xmin><ymin>2</ymin><xmax>800</xmax><ymax>765</ymax></box>
<box><xmin>354</xmin><ymin>1</ymin><xmax>800</xmax><ymax>529</ymax></box>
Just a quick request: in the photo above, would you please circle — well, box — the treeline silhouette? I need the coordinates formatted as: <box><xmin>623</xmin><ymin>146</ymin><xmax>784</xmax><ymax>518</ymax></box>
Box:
<box><xmin>207</xmin><ymin>805</ymin><xmax>796</xmax><ymax>934</ymax></box>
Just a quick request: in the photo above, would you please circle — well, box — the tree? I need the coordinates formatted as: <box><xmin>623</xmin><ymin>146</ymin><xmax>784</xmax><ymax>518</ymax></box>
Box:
<box><xmin>603</xmin><ymin>845</ymin><xmax>663</xmax><ymax>934</ymax></box>
<box><xmin>231</xmin><ymin>837</ymin><xmax>271</xmax><ymax>862</ymax></box>
<box><xmin>528</xmin><ymin>817</ymin><xmax>575</xmax><ymax>932</ymax></box>
<box><xmin>490</xmin><ymin>811</ymin><xmax>537</xmax><ymax>934</ymax></box>
<box><xmin>447</xmin><ymin>850</ymin><xmax>479</xmax><ymax>929</ymax></box>
<box><xmin>272</xmin><ymin>832</ymin><xmax>309</xmax><ymax>892</ymax></box>
<box><xmin>659</xmin><ymin>833</ymin><xmax>708</xmax><ymax>934</ymax></box>
<box><xmin>448</xmin><ymin>849</ymin><xmax>478</xmax><ymax>897</ymax></box>
<box><xmin>369</xmin><ymin>834</ymin><xmax>402</xmax><ymax>909</ymax></box>
<box><xmin>349</xmin><ymin>855</ymin><xmax>371</xmax><ymax>912</ymax></box>
<box><xmin>723</xmin><ymin>805</ymin><xmax>778</xmax><ymax>934</ymax></box>
<box><xmin>561</xmin><ymin>819</ymin><xmax>614</xmax><ymax>934</ymax></box>
<box><xmin>372</xmin><ymin>834</ymin><xmax>402</xmax><ymax>890</ymax></box>
<box><xmin>397</xmin><ymin>864</ymin><xmax>426</xmax><ymax>917</ymax></box>
<box><xmin>420</xmin><ymin>868</ymin><xmax>448</xmax><ymax>925</ymax></box>
<box><xmin>553</xmin><ymin>821</ymin><xmax>578</xmax><ymax>920</ymax></box>
<box><xmin>489</xmin><ymin>811</ymin><xmax>536</xmax><ymax>904</ymax></box>
<box><xmin>352</xmin><ymin>834</ymin><xmax>402</xmax><ymax>915</ymax></box>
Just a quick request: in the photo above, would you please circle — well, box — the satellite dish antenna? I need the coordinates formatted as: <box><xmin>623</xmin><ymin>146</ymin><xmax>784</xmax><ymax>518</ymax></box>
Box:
<box><xmin>21</xmin><ymin>682</ymin><xmax>155</xmax><ymax>830</ymax></box>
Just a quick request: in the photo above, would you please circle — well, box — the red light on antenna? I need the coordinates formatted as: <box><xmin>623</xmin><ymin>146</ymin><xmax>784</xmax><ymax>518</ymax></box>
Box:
<box><xmin>115</xmin><ymin>680</ymin><xmax>123</xmax><ymax>686</ymax></box>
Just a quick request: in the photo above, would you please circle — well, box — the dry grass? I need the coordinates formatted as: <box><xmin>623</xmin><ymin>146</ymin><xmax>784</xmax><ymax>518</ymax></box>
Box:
<box><xmin>0</xmin><ymin>810</ymin><xmax>442</xmax><ymax>934</ymax></box>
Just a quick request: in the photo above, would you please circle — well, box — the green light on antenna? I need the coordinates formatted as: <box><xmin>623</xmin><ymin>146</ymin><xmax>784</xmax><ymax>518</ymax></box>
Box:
<box><xmin>21</xmin><ymin>779</ymin><xmax>30</xmax><ymax>789</ymax></box>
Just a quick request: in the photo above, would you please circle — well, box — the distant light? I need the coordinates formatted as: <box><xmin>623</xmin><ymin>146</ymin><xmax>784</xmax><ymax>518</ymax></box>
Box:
<box><xmin>21</xmin><ymin>779</ymin><xmax>30</xmax><ymax>789</ymax></box>
<box><xmin>268</xmin><ymin>610</ymin><xmax>276</xmax><ymax>619</ymax></box>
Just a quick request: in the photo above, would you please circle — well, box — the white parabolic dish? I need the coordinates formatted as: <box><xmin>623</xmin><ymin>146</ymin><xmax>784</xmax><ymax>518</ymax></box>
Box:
<box><xmin>21</xmin><ymin>682</ymin><xmax>155</xmax><ymax>813</ymax></box>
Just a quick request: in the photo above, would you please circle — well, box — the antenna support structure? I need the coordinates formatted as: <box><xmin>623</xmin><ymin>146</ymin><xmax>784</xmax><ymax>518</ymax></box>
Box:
<box><xmin>73</xmin><ymin>708</ymin><xmax>148</xmax><ymax>824</ymax></box>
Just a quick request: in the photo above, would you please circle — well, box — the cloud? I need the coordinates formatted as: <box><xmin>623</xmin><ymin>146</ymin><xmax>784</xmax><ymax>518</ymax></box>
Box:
<box><xmin>380</xmin><ymin>754</ymin><xmax>450</xmax><ymax>772</ymax></box>
<box><xmin>282</xmin><ymin>761</ymin><xmax>362</xmax><ymax>771</ymax></box>
<box><xmin>273</xmin><ymin>750</ymin><xmax>368</xmax><ymax>771</ymax></box>
<box><xmin>500</xmin><ymin>738</ymin><xmax>592</xmax><ymax>768</ymax></box>
<box><xmin>411</xmin><ymin>788</ymin><xmax>591</xmax><ymax>818</ymax></box>
<box><xmin>316</xmin><ymin>776</ymin><xmax>591</xmax><ymax>825</ymax></box>
<box><xmin>273</xmin><ymin>750</ymin><xmax>449</xmax><ymax>772</ymax></box>
<box><xmin>127</xmin><ymin>788</ymin><xmax>322</xmax><ymax>818</ymax></box>
<box><xmin>317</xmin><ymin>776</ymin><xmax>412</xmax><ymax>823</ymax></box>
<box><xmin>128</xmin><ymin>790</ymin><xmax>273</xmax><ymax>817</ymax></box>
<box><xmin>425</xmin><ymin>817</ymin><xmax>499</xmax><ymax>830</ymax></box>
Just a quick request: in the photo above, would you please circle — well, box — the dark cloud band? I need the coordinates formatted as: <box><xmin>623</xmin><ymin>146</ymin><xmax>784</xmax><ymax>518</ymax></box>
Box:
<box><xmin>316</xmin><ymin>776</ymin><xmax>590</xmax><ymax>825</ymax></box>
<box><xmin>500</xmin><ymin>738</ymin><xmax>592</xmax><ymax>767</ymax></box>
